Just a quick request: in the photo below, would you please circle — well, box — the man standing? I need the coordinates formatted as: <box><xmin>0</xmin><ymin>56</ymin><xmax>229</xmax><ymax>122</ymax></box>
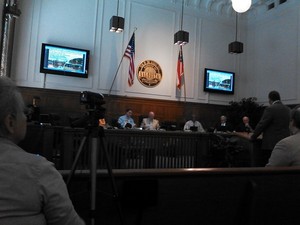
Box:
<box><xmin>251</xmin><ymin>90</ymin><xmax>290</xmax><ymax>166</ymax></box>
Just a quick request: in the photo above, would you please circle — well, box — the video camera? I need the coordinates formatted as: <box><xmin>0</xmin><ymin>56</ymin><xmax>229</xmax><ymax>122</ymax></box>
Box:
<box><xmin>72</xmin><ymin>91</ymin><xmax>106</xmax><ymax>128</ymax></box>
<box><xmin>80</xmin><ymin>91</ymin><xmax>105</xmax><ymax>110</ymax></box>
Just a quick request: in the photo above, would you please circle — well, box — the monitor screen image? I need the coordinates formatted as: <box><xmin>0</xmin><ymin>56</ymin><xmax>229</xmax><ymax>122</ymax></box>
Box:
<box><xmin>40</xmin><ymin>43</ymin><xmax>90</xmax><ymax>78</ymax></box>
<box><xmin>203</xmin><ymin>68</ymin><xmax>235</xmax><ymax>94</ymax></box>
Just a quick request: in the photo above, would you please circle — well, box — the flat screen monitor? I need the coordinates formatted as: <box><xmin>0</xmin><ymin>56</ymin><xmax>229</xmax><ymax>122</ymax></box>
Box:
<box><xmin>203</xmin><ymin>68</ymin><xmax>235</xmax><ymax>94</ymax></box>
<box><xmin>40</xmin><ymin>43</ymin><xmax>89</xmax><ymax>78</ymax></box>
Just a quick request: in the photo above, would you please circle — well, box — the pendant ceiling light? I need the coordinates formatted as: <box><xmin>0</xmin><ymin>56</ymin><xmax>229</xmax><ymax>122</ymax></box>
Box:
<box><xmin>109</xmin><ymin>0</ymin><xmax>124</xmax><ymax>33</ymax></box>
<box><xmin>174</xmin><ymin>0</ymin><xmax>189</xmax><ymax>45</ymax></box>
<box><xmin>229</xmin><ymin>13</ymin><xmax>243</xmax><ymax>54</ymax></box>
<box><xmin>231</xmin><ymin>0</ymin><xmax>252</xmax><ymax>13</ymax></box>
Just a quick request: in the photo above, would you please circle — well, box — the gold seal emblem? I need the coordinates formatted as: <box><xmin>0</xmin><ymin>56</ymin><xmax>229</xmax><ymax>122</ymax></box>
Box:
<box><xmin>137</xmin><ymin>60</ymin><xmax>162</xmax><ymax>87</ymax></box>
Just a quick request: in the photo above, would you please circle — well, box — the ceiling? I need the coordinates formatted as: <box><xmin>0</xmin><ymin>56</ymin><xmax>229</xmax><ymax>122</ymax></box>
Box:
<box><xmin>172</xmin><ymin>0</ymin><xmax>287</xmax><ymax>16</ymax></box>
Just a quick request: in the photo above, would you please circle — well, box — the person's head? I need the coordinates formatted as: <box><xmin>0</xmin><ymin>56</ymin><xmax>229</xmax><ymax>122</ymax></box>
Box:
<box><xmin>290</xmin><ymin>105</ymin><xmax>300</xmax><ymax>134</ymax></box>
<box><xmin>191</xmin><ymin>114</ymin><xmax>197</xmax><ymax>122</ymax></box>
<box><xmin>148</xmin><ymin>111</ymin><xmax>155</xmax><ymax>119</ymax></box>
<box><xmin>125</xmin><ymin>108</ymin><xmax>133</xmax><ymax>117</ymax></box>
<box><xmin>32</xmin><ymin>96</ymin><xmax>41</xmax><ymax>107</ymax></box>
<box><xmin>0</xmin><ymin>77</ymin><xmax>27</xmax><ymax>143</ymax></box>
<box><xmin>268</xmin><ymin>90</ymin><xmax>281</xmax><ymax>105</ymax></box>
<box><xmin>242</xmin><ymin>116</ymin><xmax>250</xmax><ymax>125</ymax></box>
<box><xmin>220</xmin><ymin>115</ymin><xmax>227</xmax><ymax>123</ymax></box>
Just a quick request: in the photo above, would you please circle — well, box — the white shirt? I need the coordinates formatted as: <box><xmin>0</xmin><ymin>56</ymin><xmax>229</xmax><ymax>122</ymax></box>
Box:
<box><xmin>183</xmin><ymin>120</ymin><xmax>205</xmax><ymax>132</ymax></box>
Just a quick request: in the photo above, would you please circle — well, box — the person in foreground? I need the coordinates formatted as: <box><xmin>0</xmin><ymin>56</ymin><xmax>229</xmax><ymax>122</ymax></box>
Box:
<box><xmin>0</xmin><ymin>77</ymin><xmax>85</xmax><ymax>225</ymax></box>
<box><xmin>251</xmin><ymin>90</ymin><xmax>290</xmax><ymax>166</ymax></box>
<box><xmin>266</xmin><ymin>106</ymin><xmax>300</xmax><ymax>167</ymax></box>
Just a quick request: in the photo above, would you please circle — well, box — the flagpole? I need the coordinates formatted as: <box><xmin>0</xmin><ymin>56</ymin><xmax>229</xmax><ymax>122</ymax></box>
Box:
<box><xmin>108</xmin><ymin>56</ymin><xmax>125</xmax><ymax>95</ymax></box>
<box><xmin>181</xmin><ymin>46</ymin><xmax>187</xmax><ymax>102</ymax></box>
<box><xmin>108</xmin><ymin>27</ymin><xmax>137</xmax><ymax>96</ymax></box>
<box><xmin>183</xmin><ymin>71</ymin><xmax>186</xmax><ymax>102</ymax></box>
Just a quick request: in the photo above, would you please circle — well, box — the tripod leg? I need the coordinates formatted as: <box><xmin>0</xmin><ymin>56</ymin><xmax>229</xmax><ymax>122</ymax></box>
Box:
<box><xmin>99</xmin><ymin>137</ymin><xmax>125</xmax><ymax>225</ymax></box>
<box><xmin>90</xmin><ymin>137</ymin><xmax>98</xmax><ymax>215</ymax></box>
<box><xmin>66</xmin><ymin>135</ymin><xmax>88</xmax><ymax>186</ymax></box>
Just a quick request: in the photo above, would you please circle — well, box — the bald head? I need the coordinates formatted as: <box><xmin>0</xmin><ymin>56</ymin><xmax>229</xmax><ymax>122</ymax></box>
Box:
<box><xmin>242</xmin><ymin>116</ymin><xmax>249</xmax><ymax>125</ymax></box>
<box><xmin>148</xmin><ymin>111</ymin><xmax>155</xmax><ymax>119</ymax></box>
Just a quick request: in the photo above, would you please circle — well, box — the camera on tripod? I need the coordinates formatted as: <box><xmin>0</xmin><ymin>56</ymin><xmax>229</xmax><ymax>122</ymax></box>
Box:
<box><xmin>72</xmin><ymin>91</ymin><xmax>106</xmax><ymax>128</ymax></box>
<box><xmin>80</xmin><ymin>91</ymin><xmax>105</xmax><ymax>111</ymax></box>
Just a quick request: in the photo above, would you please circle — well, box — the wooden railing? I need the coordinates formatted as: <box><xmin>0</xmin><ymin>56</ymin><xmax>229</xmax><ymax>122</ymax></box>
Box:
<box><xmin>62</xmin><ymin>128</ymin><xmax>210</xmax><ymax>170</ymax></box>
<box><xmin>62</xmin><ymin>167</ymin><xmax>300</xmax><ymax>225</ymax></box>
<box><xmin>19</xmin><ymin>125</ymin><xmax>260</xmax><ymax>170</ymax></box>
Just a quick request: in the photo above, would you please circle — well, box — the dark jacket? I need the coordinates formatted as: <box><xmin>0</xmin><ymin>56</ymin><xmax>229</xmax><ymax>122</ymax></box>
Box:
<box><xmin>251</xmin><ymin>101</ymin><xmax>290</xmax><ymax>150</ymax></box>
<box><xmin>214</xmin><ymin>122</ymin><xmax>233</xmax><ymax>132</ymax></box>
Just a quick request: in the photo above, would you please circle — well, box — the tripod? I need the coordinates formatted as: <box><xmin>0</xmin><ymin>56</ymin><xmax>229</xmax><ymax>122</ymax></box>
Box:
<box><xmin>66</xmin><ymin>125</ymin><xmax>124</xmax><ymax>225</ymax></box>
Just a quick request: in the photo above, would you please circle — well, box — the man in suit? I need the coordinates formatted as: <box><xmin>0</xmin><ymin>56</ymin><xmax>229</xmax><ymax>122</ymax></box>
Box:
<box><xmin>235</xmin><ymin>116</ymin><xmax>253</xmax><ymax>133</ymax></box>
<box><xmin>214</xmin><ymin>115</ymin><xmax>233</xmax><ymax>132</ymax></box>
<box><xmin>266</xmin><ymin>105</ymin><xmax>300</xmax><ymax>166</ymax></box>
<box><xmin>251</xmin><ymin>90</ymin><xmax>290</xmax><ymax>166</ymax></box>
<box><xmin>140</xmin><ymin>111</ymin><xmax>160</xmax><ymax>130</ymax></box>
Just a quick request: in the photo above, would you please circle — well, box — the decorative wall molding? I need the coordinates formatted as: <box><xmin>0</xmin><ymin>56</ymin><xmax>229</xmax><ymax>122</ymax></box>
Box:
<box><xmin>170</xmin><ymin>0</ymin><xmax>291</xmax><ymax>17</ymax></box>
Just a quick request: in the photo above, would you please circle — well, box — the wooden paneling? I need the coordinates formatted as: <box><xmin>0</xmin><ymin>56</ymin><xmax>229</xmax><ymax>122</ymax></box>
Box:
<box><xmin>19</xmin><ymin>86</ymin><xmax>227</xmax><ymax>128</ymax></box>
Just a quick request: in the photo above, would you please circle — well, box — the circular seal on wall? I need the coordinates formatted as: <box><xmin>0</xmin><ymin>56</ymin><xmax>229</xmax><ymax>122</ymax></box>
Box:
<box><xmin>137</xmin><ymin>60</ymin><xmax>162</xmax><ymax>88</ymax></box>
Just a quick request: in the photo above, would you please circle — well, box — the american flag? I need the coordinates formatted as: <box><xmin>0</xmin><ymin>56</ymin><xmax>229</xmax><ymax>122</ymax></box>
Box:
<box><xmin>124</xmin><ymin>33</ymin><xmax>135</xmax><ymax>86</ymax></box>
<box><xmin>177</xmin><ymin>46</ymin><xmax>184</xmax><ymax>89</ymax></box>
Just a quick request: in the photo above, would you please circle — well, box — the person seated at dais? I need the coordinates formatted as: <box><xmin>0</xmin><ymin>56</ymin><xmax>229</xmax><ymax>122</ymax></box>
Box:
<box><xmin>0</xmin><ymin>77</ymin><xmax>85</xmax><ymax>225</ymax></box>
<box><xmin>27</xmin><ymin>96</ymin><xmax>41</xmax><ymax>122</ymax></box>
<box><xmin>140</xmin><ymin>111</ymin><xmax>160</xmax><ymax>130</ymax></box>
<box><xmin>235</xmin><ymin>116</ymin><xmax>253</xmax><ymax>133</ymax></box>
<box><xmin>214</xmin><ymin>115</ymin><xmax>233</xmax><ymax>132</ymax></box>
<box><xmin>183</xmin><ymin>114</ymin><xmax>205</xmax><ymax>132</ymax></box>
<box><xmin>118</xmin><ymin>108</ymin><xmax>136</xmax><ymax>128</ymax></box>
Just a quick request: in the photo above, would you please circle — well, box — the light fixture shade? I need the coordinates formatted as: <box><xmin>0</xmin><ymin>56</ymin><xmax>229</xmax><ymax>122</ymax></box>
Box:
<box><xmin>109</xmin><ymin>16</ymin><xmax>124</xmax><ymax>33</ymax></box>
<box><xmin>231</xmin><ymin>0</ymin><xmax>251</xmax><ymax>13</ymax></box>
<box><xmin>174</xmin><ymin>30</ymin><xmax>189</xmax><ymax>45</ymax></box>
<box><xmin>229</xmin><ymin>41</ymin><xmax>243</xmax><ymax>54</ymax></box>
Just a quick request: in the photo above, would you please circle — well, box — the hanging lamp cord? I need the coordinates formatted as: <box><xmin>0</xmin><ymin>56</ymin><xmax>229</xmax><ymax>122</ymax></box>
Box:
<box><xmin>235</xmin><ymin>12</ymin><xmax>238</xmax><ymax>41</ymax></box>
<box><xmin>180</xmin><ymin>0</ymin><xmax>184</xmax><ymax>30</ymax></box>
<box><xmin>117</xmin><ymin>0</ymin><xmax>119</xmax><ymax>16</ymax></box>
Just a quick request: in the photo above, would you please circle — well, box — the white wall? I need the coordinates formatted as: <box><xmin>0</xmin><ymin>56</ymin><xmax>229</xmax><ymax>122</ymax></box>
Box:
<box><xmin>10</xmin><ymin>0</ymin><xmax>300</xmax><ymax>105</ymax></box>
<box><xmin>244</xmin><ymin>0</ymin><xmax>300</xmax><ymax>105</ymax></box>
